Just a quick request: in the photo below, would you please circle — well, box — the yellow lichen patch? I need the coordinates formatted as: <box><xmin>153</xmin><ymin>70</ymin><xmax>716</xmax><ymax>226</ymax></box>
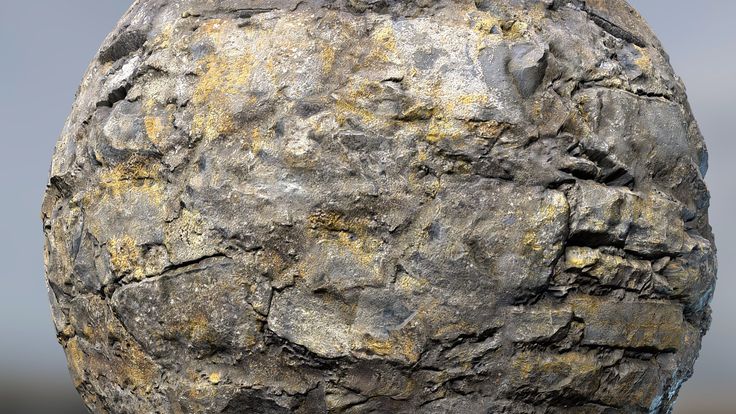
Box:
<box><xmin>511</xmin><ymin>350</ymin><xmax>599</xmax><ymax>384</ymax></box>
<box><xmin>522</xmin><ymin>231</ymin><xmax>543</xmax><ymax>252</ymax></box>
<box><xmin>100</xmin><ymin>160</ymin><xmax>159</xmax><ymax>187</ymax></box>
<box><xmin>188</xmin><ymin>314</ymin><xmax>217</xmax><ymax>344</ymax></box>
<box><xmin>166</xmin><ymin>209</ymin><xmax>205</xmax><ymax>248</ymax></box>
<box><xmin>308</xmin><ymin>210</ymin><xmax>345</xmax><ymax>230</ymax></box>
<box><xmin>526</xmin><ymin>2</ymin><xmax>548</xmax><ymax>25</ymax></box>
<box><xmin>367</xmin><ymin>23</ymin><xmax>399</xmax><ymax>63</ymax></box>
<box><xmin>120</xmin><ymin>342</ymin><xmax>158</xmax><ymax>393</ymax></box>
<box><xmin>471</xmin><ymin>13</ymin><xmax>502</xmax><ymax>35</ymax></box>
<box><xmin>107</xmin><ymin>237</ymin><xmax>166</xmax><ymax>281</ymax></box>
<box><xmin>107</xmin><ymin>235</ymin><xmax>142</xmax><ymax>276</ymax></box>
<box><xmin>431</xmin><ymin>320</ymin><xmax>474</xmax><ymax>341</ymax></box>
<box><xmin>416</xmin><ymin>148</ymin><xmax>429</xmax><ymax>162</ymax></box>
<box><xmin>198</xmin><ymin>18</ymin><xmax>227</xmax><ymax>39</ymax></box>
<box><xmin>359</xmin><ymin>333</ymin><xmax>421</xmax><ymax>364</ymax></box>
<box><xmin>335</xmin><ymin>99</ymin><xmax>379</xmax><ymax>127</ymax></box>
<box><xmin>439</xmin><ymin>93</ymin><xmax>493</xmax><ymax>120</ymax></box>
<box><xmin>396</xmin><ymin>273</ymin><xmax>428</xmax><ymax>292</ymax></box>
<box><xmin>399</xmin><ymin>101</ymin><xmax>435</xmax><ymax>121</ymax></box>
<box><xmin>185</xmin><ymin>368</ymin><xmax>219</xmax><ymax>403</ymax></box>
<box><xmin>333</xmin><ymin>80</ymin><xmax>389</xmax><ymax>128</ymax></box>
<box><xmin>373</xmin><ymin>25</ymin><xmax>397</xmax><ymax>51</ymax></box>
<box><xmin>468</xmin><ymin>11</ymin><xmax>503</xmax><ymax>51</ymax></box>
<box><xmin>248</xmin><ymin>126</ymin><xmax>269</xmax><ymax>154</ymax></box>
<box><xmin>151</xmin><ymin>23</ymin><xmax>175</xmax><ymax>50</ymax></box>
<box><xmin>60</xmin><ymin>324</ymin><xmax>75</xmax><ymax>339</ymax></box>
<box><xmin>67</xmin><ymin>329</ymin><xmax>158</xmax><ymax>394</ymax></box>
<box><xmin>633</xmin><ymin>45</ymin><xmax>653</xmax><ymax>73</ymax></box>
<box><xmin>502</xmin><ymin>20</ymin><xmax>529</xmax><ymax>41</ymax></box>
<box><xmin>426</xmin><ymin>117</ymin><xmax>464</xmax><ymax>143</ymax></box>
<box><xmin>335</xmin><ymin>232</ymin><xmax>382</xmax><ymax>268</ymax></box>
<box><xmin>455</xmin><ymin>94</ymin><xmax>490</xmax><ymax>107</ymax></box>
<box><xmin>361</xmin><ymin>336</ymin><xmax>392</xmax><ymax>354</ymax></box>
<box><xmin>98</xmin><ymin>159</ymin><xmax>164</xmax><ymax>204</ymax></box>
<box><xmin>565</xmin><ymin>246</ymin><xmax>600</xmax><ymax>269</ymax></box>
<box><xmin>65</xmin><ymin>337</ymin><xmax>86</xmax><ymax>387</ymax></box>
<box><xmin>169</xmin><ymin>313</ymin><xmax>225</xmax><ymax>348</ymax></box>
<box><xmin>82</xmin><ymin>324</ymin><xmax>95</xmax><ymax>339</ymax></box>
<box><xmin>321</xmin><ymin>44</ymin><xmax>336</xmax><ymax>73</ymax></box>
<box><xmin>311</xmin><ymin>210</ymin><xmax>366</xmax><ymax>234</ymax></box>
<box><xmin>306</xmin><ymin>210</ymin><xmax>383</xmax><ymax>273</ymax></box>
<box><xmin>144</xmin><ymin>115</ymin><xmax>163</xmax><ymax>144</ymax></box>
<box><xmin>208</xmin><ymin>372</ymin><xmax>221</xmax><ymax>385</ymax></box>
<box><xmin>308</xmin><ymin>210</ymin><xmax>373</xmax><ymax>234</ymax></box>
<box><xmin>191</xmin><ymin>51</ymin><xmax>256</xmax><ymax>141</ymax></box>
<box><xmin>469</xmin><ymin>9</ymin><xmax>534</xmax><ymax>45</ymax></box>
<box><xmin>537</xmin><ymin>192</ymin><xmax>568</xmax><ymax>223</ymax></box>
<box><xmin>142</xmin><ymin>99</ymin><xmax>176</xmax><ymax>146</ymax></box>
<box><xmin>188</xmin><ymin>18</ymin><xmax>261</xmax><ymax>141</ymax></box>
<box><xmin>469</xmin><ymin>120</ymin><xmax>508</xmax><ymax>140</ymax></box>
<box><xmin>191</xmin><ymin>107</ymin><xmax>235</xmax><ymax>142</ymax></box>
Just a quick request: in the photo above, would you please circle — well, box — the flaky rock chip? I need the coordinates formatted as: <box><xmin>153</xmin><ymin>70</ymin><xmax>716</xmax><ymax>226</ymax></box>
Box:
<box><xmin>43</xmin><ymin>1</ymin><xmax>716</xmax><ymax>412</ymax></box>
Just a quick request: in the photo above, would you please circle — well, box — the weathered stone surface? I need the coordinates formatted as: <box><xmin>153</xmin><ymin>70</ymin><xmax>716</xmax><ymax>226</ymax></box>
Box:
<box><xmin>569</xmin><ymin>296</ymin><xmax>687</xmax><ymax>351</ymax></box>
<box><xmin>43</xmin><ymin>0</ymin><xmax>716</xmax><ymax>413</ymax></box>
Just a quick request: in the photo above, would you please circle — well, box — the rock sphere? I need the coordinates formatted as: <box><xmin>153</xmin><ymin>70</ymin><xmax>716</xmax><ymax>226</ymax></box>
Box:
<box><xmin>43</xmin><ymin>1</ymin><xmax>716</xmax><ymax>413</ymax></box>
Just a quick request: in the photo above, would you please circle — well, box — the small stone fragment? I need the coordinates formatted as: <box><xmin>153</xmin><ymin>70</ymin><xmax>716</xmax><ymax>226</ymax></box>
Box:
<box><xmin>508</xmin><ymin>43</ymin><xmax>548</xmax><ymax>97</ymax></box>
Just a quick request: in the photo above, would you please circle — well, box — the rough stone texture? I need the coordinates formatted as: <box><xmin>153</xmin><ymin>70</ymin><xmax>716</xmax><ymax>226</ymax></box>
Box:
<box><xmin>42</xmin><ymin>1</ymin><xmax>716</xmax><ymax>413</ymax></box>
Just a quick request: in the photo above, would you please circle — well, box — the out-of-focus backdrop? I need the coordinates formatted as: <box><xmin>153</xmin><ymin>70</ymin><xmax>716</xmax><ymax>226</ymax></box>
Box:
<box><xmin>0</xmin><ymin>1</ymin><xmax>732</xmax><ymax>412</ymax></box>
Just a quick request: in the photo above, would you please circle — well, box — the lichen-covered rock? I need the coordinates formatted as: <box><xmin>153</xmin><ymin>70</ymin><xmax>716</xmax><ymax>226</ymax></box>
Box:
<box><xmin>42</xmin><ymin>1</ymin><xmax>716</xmax><ymax>413</ymax></box>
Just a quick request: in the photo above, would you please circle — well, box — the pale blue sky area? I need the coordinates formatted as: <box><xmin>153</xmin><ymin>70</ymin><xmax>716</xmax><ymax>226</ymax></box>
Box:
<box><xmin>0</xmin><ymin>1</ymin><xmax>732</xmax><ymax>412</ymax></box>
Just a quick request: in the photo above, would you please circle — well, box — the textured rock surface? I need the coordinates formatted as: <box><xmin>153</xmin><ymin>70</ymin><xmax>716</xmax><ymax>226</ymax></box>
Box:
<box><xmin>42</xmin><ymin>1</ymin><xmax>716</xmax><ymax>413</ymax></box>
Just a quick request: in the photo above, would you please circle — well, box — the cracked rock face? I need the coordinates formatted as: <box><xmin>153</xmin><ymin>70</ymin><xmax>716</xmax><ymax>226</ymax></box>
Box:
<box><xmin>43</xmin><ymin>1</ymin><xmax>716</xmax><ymax>413</ymax></box>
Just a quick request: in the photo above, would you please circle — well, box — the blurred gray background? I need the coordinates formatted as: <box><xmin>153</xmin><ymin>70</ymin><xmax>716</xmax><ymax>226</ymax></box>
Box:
<box><xmin>0</xmin><ymin>1</ymin><xmax>732</xmax><ymax>412</ymax></box>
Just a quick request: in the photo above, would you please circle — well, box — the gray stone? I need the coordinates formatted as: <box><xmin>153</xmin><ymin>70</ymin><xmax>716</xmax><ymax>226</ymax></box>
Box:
<box><xmin>43</xmin><ymin>0</ymin><xmax>716</xmax><ymax>412</ymax></box>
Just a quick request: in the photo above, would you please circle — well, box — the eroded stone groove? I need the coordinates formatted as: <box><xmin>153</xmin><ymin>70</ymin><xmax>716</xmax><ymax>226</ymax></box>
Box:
<box><xmin>43</xmin><ymin>1</ymin><xmax>715</xmax><ymax>413</ymax></box>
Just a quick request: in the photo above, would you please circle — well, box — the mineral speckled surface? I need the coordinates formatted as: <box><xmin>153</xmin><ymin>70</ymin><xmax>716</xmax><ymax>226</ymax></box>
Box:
<box><xmin>42</xmin><ymin>1</ymin><xmax>716</xmax><ymax>413</ymax></box>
